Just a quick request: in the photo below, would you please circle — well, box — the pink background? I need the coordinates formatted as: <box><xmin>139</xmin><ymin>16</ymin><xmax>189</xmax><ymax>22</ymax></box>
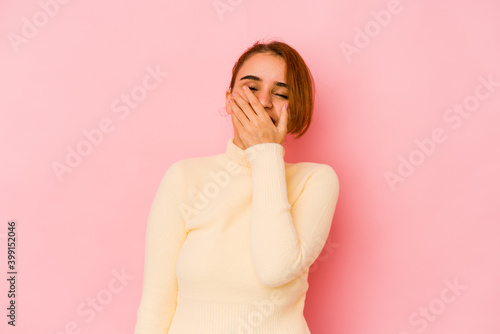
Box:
<box><xmin>1</xmin><ymin>0</ymin><xmax>499</xmax><ymax>333</ymax></box>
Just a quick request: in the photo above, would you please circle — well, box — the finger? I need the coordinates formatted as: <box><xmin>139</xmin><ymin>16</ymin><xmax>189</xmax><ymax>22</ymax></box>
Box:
<box><xmin>230</xmin><ymin>107</ymin><xmax>246</xmax><ymax>136</ymax></box>
<box><xmin>241</xmin><ymin>85</ymin><xmax>267</xmax><ymax>119</ymax></box>
<box><xmin>232</xmin><ymin>91</ymin><xmax>258</xmax><ymax>123</ymax></box>
<box><xmin>229</xmin><ymin>98</ymin><xmax>251</xmax><ymax>129</ymax></box>
<box><xmin>278</xmin><ymin>103</ymin><xmax>289</xmax><ymax>133</ymax></box>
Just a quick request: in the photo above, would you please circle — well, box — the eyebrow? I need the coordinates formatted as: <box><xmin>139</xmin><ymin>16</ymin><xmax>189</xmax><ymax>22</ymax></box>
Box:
<box><xmin>239</xmin><ymin>75</ymin><xmax>287</xmax><ymax>88</ymax></box>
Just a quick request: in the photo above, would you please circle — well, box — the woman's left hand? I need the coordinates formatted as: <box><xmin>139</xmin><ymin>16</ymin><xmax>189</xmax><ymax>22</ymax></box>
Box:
<box><xmin>227</xmin><ymin>85</ymin><xmax>288</xmax><ymax>148</ymax></box>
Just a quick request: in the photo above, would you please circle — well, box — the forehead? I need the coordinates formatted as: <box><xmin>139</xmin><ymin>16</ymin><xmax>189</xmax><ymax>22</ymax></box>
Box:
<box><xmin>238</xmin><ymin>53</ymin><xmax>286</xmax><ymax>83</ymax></box>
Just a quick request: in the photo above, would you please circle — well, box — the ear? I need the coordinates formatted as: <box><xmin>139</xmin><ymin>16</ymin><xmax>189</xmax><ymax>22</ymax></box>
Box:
<box><xmin>225</xmin><ymin>89</ymin><xmax>232</xmax><ymax>115</ymax></box>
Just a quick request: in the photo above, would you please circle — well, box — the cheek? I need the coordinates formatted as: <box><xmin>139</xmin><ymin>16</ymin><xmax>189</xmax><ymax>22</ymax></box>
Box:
<box><xmin>275</xmin><ymin>100</ymin><xmax>286</xmax><ymax>110</ymax></box>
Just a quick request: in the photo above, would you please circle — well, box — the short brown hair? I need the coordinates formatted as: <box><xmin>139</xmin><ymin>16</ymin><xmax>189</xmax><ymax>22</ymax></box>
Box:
<box><xmin>229</xmin><ymin>40</ymin><xmax>315</xmax><ymax>138</ymax></box>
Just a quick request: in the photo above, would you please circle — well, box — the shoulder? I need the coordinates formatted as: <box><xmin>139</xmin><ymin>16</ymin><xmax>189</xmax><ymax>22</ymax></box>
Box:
<box><xmin>287</xmin><ymin>161</ymin><xmax>338</xmax><ymax>185</ymax></box>
<box><xmin>286</xmin><ymin>161</ymin><xmax>340</xmax><ymax>201</ymax></box>
<box><xmin>284</xmin><ymin>161</ymin><xmax>339</xmax><ymax>207</ymax></box>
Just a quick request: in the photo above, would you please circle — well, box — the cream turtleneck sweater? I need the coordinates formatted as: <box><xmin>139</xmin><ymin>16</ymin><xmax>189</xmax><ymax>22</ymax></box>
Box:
<box><xmin>134</xmin><ymin>137</ymin><xmax>339</xmax><ymax>334</ymax></box>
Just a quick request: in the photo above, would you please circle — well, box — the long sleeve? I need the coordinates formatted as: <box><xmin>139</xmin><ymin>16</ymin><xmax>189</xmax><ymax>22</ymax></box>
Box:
<box><xmin>245</xmin><ymin>142</ymin><xmax>339</xmax><ymax>288</ymax></box>
<box><xmin>134</xmin><ymin>161</ymin><xmax>188</xmax><ymax>334</ymax></box>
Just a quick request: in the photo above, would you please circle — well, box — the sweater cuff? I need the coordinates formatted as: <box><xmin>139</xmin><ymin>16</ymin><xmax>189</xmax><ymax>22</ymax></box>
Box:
<box><xmin>244</xmin><ymin>143</ymin><xmax>289</xmax><ymax>208</ymax></box>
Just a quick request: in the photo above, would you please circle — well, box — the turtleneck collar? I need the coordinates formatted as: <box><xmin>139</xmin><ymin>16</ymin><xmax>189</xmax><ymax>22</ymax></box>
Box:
<box><xmin>225</xmin><ymin>137</ymin><xmax>251</xmax><ymax>169</ymax></box>
<box><xmin>224</xmin><ymin>137</ymin><xmax>285</xmax><ymax>170</ymax></box>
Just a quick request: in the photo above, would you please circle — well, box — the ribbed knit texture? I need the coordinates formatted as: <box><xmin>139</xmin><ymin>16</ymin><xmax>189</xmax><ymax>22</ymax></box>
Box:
<box><xmin>134</xmin><ymin>137</ymin><xmax>340</xmax><ymax>334</ymax></box>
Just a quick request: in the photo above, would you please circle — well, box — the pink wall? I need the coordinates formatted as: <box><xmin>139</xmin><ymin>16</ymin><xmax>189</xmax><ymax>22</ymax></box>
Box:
<box><xmin>1</xmin><ymin>0</ymin><xmax>499</xmax><ymax>333</ymax></box>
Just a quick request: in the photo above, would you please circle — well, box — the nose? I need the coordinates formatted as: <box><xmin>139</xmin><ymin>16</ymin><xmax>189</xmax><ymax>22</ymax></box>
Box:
<box><xmin>255</xmin><ymin>90</ymin><xmax>273</xmax><ymax>109</ymax></box>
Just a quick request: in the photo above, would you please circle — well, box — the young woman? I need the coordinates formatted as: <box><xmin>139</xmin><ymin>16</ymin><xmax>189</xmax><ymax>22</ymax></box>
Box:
<box><xmin>134</xmin><ymin>40</ymin><xmax>340</xmax><ymax>334</ymax></box>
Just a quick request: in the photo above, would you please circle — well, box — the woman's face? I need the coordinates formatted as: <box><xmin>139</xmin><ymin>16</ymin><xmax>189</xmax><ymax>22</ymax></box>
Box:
<box><xmin>226</xmin><ymin>52</ymin><xmax>288</xmax><ymax>126</ymax></box>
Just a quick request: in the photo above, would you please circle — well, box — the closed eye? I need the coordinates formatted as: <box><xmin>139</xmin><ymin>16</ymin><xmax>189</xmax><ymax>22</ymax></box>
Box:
<box><xmin>248</xmin><ymin>87</ymin><xmax>288</xmax><ymax>99</ymax></box>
